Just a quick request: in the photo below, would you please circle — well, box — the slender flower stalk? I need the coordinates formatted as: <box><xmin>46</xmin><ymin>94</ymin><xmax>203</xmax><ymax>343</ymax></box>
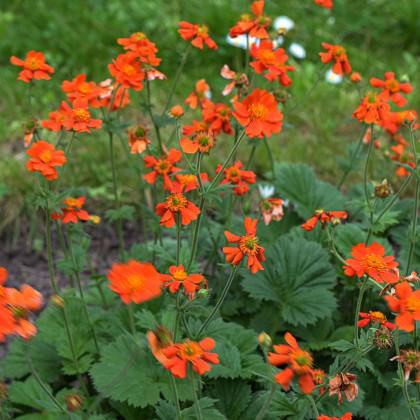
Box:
<box><xmin>55</xmin><ymin>220</ymin><xmax>75</xmax><ymax>289</ymax></box>
<box><xmin>67</xmin><ymin>229</ymin><xmax>100</xmax><ymax>354</ymax></box>
<box><xmin>189</xmin><ymin>365</ymin><xmax>203</xmax><ymax>420</ymax></box>
<box><xmin>109</xmin><ymin>133</ymin><xmax>125</xmax><ymax>260</ymax></box>
<box><xmin>145</xmin><ymin>78</ymin><xmax>163</xmax><ymax>153</ymax></box>
<box><xmin>196</xmin><ymin>266</ymin><xmax>239</xmax><ymax>338</ymax></box>
<box><xmin>263</xmin><ymin>137</ymin><xmax>275</xmax><ymax>181</ymax></box>
<box><xmin>186</xmin><ymin>195</ymin><xmax>205</xmax><ymax>272</ymax></box>
<box><xmin>364</xmin><ymin>124</ymin><xmax>375</xmax><ymax>214</ymax></box>
<box><xmin>354</xmin><ymin>276</ymin><xmax>369</xmax><ymax>349</ymax></box>
<box><xmin>169</xmin><ymin>372</ymin><xmax>182</xmax><ymax>420</ymax></box>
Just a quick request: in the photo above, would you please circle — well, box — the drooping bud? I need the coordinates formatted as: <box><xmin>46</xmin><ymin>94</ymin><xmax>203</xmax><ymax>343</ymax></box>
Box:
<box><xmin>258</xmin><ymin>332</ymin><xmax>272</xmax><ymax>348</ymax></box>
<box><xmin>65</xmin><ymin>392</ymin><xmax>84</xmax><ymax>412</ymax></box>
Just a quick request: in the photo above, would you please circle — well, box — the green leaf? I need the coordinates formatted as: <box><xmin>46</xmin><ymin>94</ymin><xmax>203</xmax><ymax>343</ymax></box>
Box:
<box><xmin>274</xmin><ymin>162</ymin><xmax>346</xmax><ymax>218</ymax></box>
<box><xmin>155</xmin><ymin>400</ymin><xmax>177</xmax><ymax>420</ymax></box>
<box><xmin>329</xmin><ymin>340</ymin><xmax>356</xmax><ymax>352</ymax></box>
<box><xmin>371</xmin><ymin>210</ymin><xmax>400</xmax><ymax>234</ymax></box>
<box><xmin>105</xmin><ymin>205</ymin><xmax>135</xmax><ymax>222</ymax></box>
<box><xmin>206</xmin><ymin>344</ymin><xmax>242</xmax><ymax>379</ymax></box>
<box><xmin>181</xmin><ymin>397</ymin><xmax>227</xmax><ymax>420</ymax></box>
<box><xmin>207</xmin><ymin>380</ymin><xmax>252</xmax><ymax>420</ymax></box>
<box><xmin>241</xmin><ymin>236</ymin><xmax>337</xmax><ymax>326</ymax></box>
<box><xmin>135</xmin><ymin>309</ymin><xmax>158</xmax><ymax>330</ymax></box>
<box><xmin>269</xmin><ymin>392</ymin><xmax>299</xmax><ymax>416</ymax></box>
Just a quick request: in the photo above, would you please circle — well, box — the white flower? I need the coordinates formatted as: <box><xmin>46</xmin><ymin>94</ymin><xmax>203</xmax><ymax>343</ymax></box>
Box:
<box><xmin>325</xmin><ymin>68</ymin><xmax>343</xmax><ymax>84</ymax></box>
<box><xmin>289</xmin><ymin>42</ymin><xmax>306</xmax><ymax>59</ymax></box>
<box><xmin>258</xmin><ymin>185</ymin><xmax>275</xmax><ymax>199</ymax></box>
<box><xmin>273</xmin><ymin>16</ymin><xmax>295</xmax><ymax>32</ymax></box>
<box><xmin>226</xmin><ymin>34</ymin><xmax>258</xmax><ymax>50</ymax></box>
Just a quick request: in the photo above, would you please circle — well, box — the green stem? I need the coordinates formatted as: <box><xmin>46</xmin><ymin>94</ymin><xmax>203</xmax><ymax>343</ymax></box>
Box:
<box><xmin>189</xmin><ymin>365</ymin><xmax>203</xmax><ymax>420</ymax></box>
<box><xmin>109</xmin><ymin>132</ymin><xmax>125</xmax><ymax>260</ymax></box>
<box><xmin>176</xmin><ymin>213</ymin><xmax>181</xmax><ymax>266</ymax></box>
<box><xmin>161</xmin><ymin>43</ymin><xmax>192</xmax><ymax>117</ymax></box>
<box><xmin>365</xmin><ymin>196</ymin><xmax>379</xmax><ymax>245</ymax></box>
<box><xmin>363</xmin><ymin>124</ymin><xmax>374</xmax><ymax>212</ymax></box>
<box><xmin>86</xmin><ymin>255</ymin><xmax>108</xmax><ymax>308</ymax></box>
<box><xmin>195</xmin><ymin>266</ymin><xmax>238</xmax><ymax>338</ymax></box>
<box><xmin>337</xmin><ymin>124</ymin><xmax>368</xmax><ymax>189</ymax></box>
<box><xmin>181</xmin><ymin>313</ymin><xmax>193</xmax><ymax>338</ymax></box>
<box><xmin>354</xmin><ymin>276</ymin><xmax>369</xmax><ymax>349</ymax></box>
<box><xmin>146</xmin><ymin>78</ymin><xmax>163</xmax><ymax>153</ymax></box>
<box><xmin>307</xmin><ymin>395</ymin><xmax>320</xmax><ymax>419</ymax></box>
<box><xmin>25</xmin><ymin>346</ymin><xmax>68</xmax><ymax>416</ymax></box>
<box><xmin>175</xmin><ymin>119</ymin><xmax>196</xmax><ymax>173</ymax></box>
<box><xmin>255</xmin><ymin>347</ymin><xmax>277</xmax><ymax>420</ymax></box>
<box><xmin>283</xmin><ymin>72</ymin><xmax>322</xmax><ymax>118</ymax></box>
<box><xmin>67</xmin><ymin>229</ymin><xmax>100</xmax><ymax>354</ymax></box>
<box><xmin>405</xmin><ymin>125</ymin><xmax>420</xmax><ymax>275</ymax></box>
<box><xmin>185</xmin><ymin>195</ymin><xmax>205</xmax><ymax>272</ymax></box>
<box><xmin>263</xmin><ymin>137</ymin><xmax>275</xmax><ymax>181</ymax></box>
<box><xmin>207</xmin><ymin>130</ymin><xmax>247</xmax><ymax>193</ymax></box>
<box><xmin>54</xmin><ymin>131</ymin><xmax>75</xmax><ymax>196</ymax></box>
<box><xmin>168</xmin><ymin>372</ymin><xmax>182</xmax><ymax>420</ymax></box>
<box><xmin>173</xmin><ymin>292</ymin><xmax>181</xmax><ymax>342</ymax></box>
<box><xmin>245</xmin><ymin>143</ymin><xmax>257</xmax><ymax>170</ymax></box>
<box><xmin>128</xmin><ymin>304</ymin><xmax>136</xmax><ymax>336</ymax></box>
<box><xmin>395</xmin><ymin>329</ymin><xmax>418</xmax><ymax>420</ymax></box>
<box><xmin>326</xmin><ymin>226</ymin><xmax>346</xmax><ymax>265</ymax></box>
<box><xmin>46</xmin><ymin>210</ymin><xmax>59</xmax><ymax>296</ymax></box>
<box><xmin>55</xmin><ymin>220</ymin><xmax>75</xmax><ymax>289</ymax></box>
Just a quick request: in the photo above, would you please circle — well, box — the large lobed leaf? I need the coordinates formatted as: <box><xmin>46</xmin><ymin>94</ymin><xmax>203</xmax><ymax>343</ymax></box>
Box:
<box><xmin>241</xmin><ymin>236</ymin><xmax>337</xmax><ymax>327</ymax></box>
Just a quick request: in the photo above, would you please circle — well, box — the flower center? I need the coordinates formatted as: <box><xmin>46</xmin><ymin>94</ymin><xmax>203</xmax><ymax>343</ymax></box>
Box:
<box><xmin>332</xmin><ymin>46</ymin><xmax>347</xmax><ymax>60</ymax></box>
<box><xmin>166</xmin><ymin>193</ymin><xmax>188</xmax><ymax>212</ymax></box>
<box><xmin>123</xmin><ymin>64</ymin><xmax>136</xmax><ymax>77</ymax></box>
<box><xmin>362</xmin><ymin>254</ymin><xmax>387</xmax><ymax>272</ymax></box>
<box><xmin>134</xmin><ymin>32</ymin><xmax>147</xmax><ymax>41</ymax></box>
<box><xmin>406</xmin><ymin>296</ymin><xmax>420</xmax><ymax>314</ymax></box>
<box><xmin>135</xmin><ymin>128</ymin><xmax>146</xmax><ymax>137</ymax></box>
<box><xmin>63</xmin><ymin>197</ymin><xmax>82</xmax><ymax>209</ymax></box>
<box><xmin>172</xmin><ymin>268</ymin><xmax>187</xmax><ymax>282</ymax></box>
<box><xmin>177</xmin><ymin>340</ymin><xmax>203</xmax><ymax>362</ymax></box>
<box><xmin>248</xmin><ymin>103</ymin><xmax>268</xmax><ymax>121</ymax></box>
<box><xmin>40</xmin><ymin>150</ymin><xmax>53</xmax><ymax>163</ymax></box>
<box><xmin>369</xmin><ymin>311</ymin><xmax>387</xmax><ymax>324</ymax></box>
<box><xmin>180</xmin><ymin>174</ymin><xmax>197</xmax><ymax>185</ymax></box>
<box><xmin>226</xmin><ymin>167</ymin><xmax>240</xmax><ymax>183</ymax></box>
<box><xmin>155</xmin><ymin>159</ymin><xmax>171</xmax><ymax>174</ymax></box>
<box><xmin>290</xmin><ymin>349</ymin><xmax>313</xmax><ymax>376</ymax></box>
<box><xmin>260</xmin><ymin>50</ymin><xmax>275</xmax><ymax>65</ymax></box>
<box><xmin>11</xmin><ymin>306</ymin><xmax>29</xmax><ymax>320</ymax></box>
<box><xmin>198</xmin><ymin>25</ymin><xmax>209</xmax><ymax>36</ymax></box>
<box><xmin>239</xmin><ymin>233</ymin><xmax>260</xmax><ymax>256</ymax></box>
<box><xmin>366</xmin><ymin>91</ymin><xmax>379</xmax><ymax>105</ymax></box>
<box><xmin>72</xmin><ymin>108</ymin><xmax>91</xmax><ymax>123</ymax></box>
<box><xmin>26</xmin><ymin>58</ymin><xmax>43</xmax><ymax>70</ymax></box>
<box><xmin>195</xmin><ymin>132</ymin><xmax>215</xmax><ymax>153</ymax></box>
<box><xmin>385</xmin><ymin>78</ymin><xmax>400</xmax><ymax>93</ymax></box>
<box><xmin>257</xmin><ymin>16</ymin><xmax>271</xmax><ymax>26</ymax></box>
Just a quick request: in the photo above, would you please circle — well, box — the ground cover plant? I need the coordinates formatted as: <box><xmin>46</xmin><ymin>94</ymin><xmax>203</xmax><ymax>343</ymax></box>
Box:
<box><xmin>1</xmin><ymin>0</ymin><xmax>420</xmax><ymax>419</ymax></box>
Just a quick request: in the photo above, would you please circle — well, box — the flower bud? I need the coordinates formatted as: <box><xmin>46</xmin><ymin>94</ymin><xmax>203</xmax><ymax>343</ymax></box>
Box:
<box><xmin>375</xmin><ymin>180</ymin><xmax>392</xmax><ymax>198</ymax></box>
<box><xmin>50</xmin><ymin>295</ymin><xmax>65</xmax><ymax>308</ymax></box>
<box><xmin>350</xmin><ymin>72</ymin><xmax>361</xmax><ymax>83</ymax></box>
<box><xmin>89</xmin><ymin>215</ymin><xmax>101</xmax><ymax>225</ymax></box>
<box><xmin>65</xmin><ymin>392</ymin><xmax>84</xmax><ymax>412</ymax></box>
<box><xmin>170</xmin><ymin>105</ymin><xmax>184</xmax><ymax>119</ymax></box>
<box><xmin>197</xmin><ymin>288</ymin><xmax>210</xmax><ymax>299</ymax></box>
<box><xmin>258</xmin><ymin>332</ymin><xmax>272</xmax><ymax>347</ymax></box>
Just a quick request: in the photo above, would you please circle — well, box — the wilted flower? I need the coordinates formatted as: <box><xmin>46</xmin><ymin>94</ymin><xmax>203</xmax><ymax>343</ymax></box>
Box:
<box><xmin>374</xmin><ymin>327</ymin><xmax>393</xmax><ymax>349</ymax></box>
<box><xmin>329</xmin><ymin>373</ymin><xmax>358</xmax><ymax>404</ymax></box>
<box><xmin>185</xmin><ymin>79</ymin><xmax>212</xmax><ymax>110</ymax></box>
<box><xmin>391</xmin><ymin>349</ymin><xmax>420</xmax><ymax>382</ymax></box>
<box><xmin>260</xmin><ymin>198</ymin><xmax>284</xmax><ymax>225</ymax></box>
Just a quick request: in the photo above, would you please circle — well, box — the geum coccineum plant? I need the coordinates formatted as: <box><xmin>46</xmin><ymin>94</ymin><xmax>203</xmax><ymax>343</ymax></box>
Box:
<box><xmin>3</xmin><ymin>0</ymin><xmax>420</xmax><ymax>419</ymax></box>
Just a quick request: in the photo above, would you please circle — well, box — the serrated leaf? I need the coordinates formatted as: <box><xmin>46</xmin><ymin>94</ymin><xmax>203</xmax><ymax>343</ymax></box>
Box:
<box><xmin>62</xmin><ymin>353</ymin><xmax>93</xmax><ymax>375</ymax></box>
<box><xmin>329</xmin><ymin>340</ymin><xmax>356</xmax><ymax>352</ymax></box>
<box><xmin>371</xmin><ymin>210</ymin><xmax>400</xmax><ymax>234</ymax></box>
<box><xmin>269</xmin><ymin>392</ymin><xmax>299</xmax><ymax>416</ymax></box>
<box><xmin>155</xmin><ymin>399</ymin><xmax>177</xmax><ymax>420</ymax></box>
<box><xmin>207</xmin><ymin>344</ymin><xmax>242</xmax><ymax>379</ymax></box>
<box><xmin>274</xmin><ymin>162</ymin><xmax>346</xmax><ymax>218</ymax></box>
<box><xmin>207</xmin><ymin>380</ymin><xmax>251</xmax><ymax>420</ymax></box>
<box><xmin>241</xmin><ymin>236</ymin><xmax>337</xmax><ymax>326</ymax></box>
<box><xmin>135</xmin><ymin>309</ymin><xmax>158</xmax><ymax>330</ymax></box>
<box><xmin>181</xmin><ymin>397</ymin><xmax>227</xmax><ymax>420</ymax></box>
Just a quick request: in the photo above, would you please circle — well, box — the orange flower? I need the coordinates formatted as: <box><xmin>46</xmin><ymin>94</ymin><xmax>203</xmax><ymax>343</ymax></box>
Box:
<box><xmin>117</xmin><ymin>32</ymin><xmax>162</xmax><ymax>66</ymax></box>
<box><xmin>260</xmin><ymin>198</ymin><xmax>284</xmax><ymax>225</ymax></box>
<box><xmin>155</xmin><ymin>190</ymin><xmax>201</xmax><ymax>228</ymax></box>
<box><xmin>391</xmin><ymin>145</ymin><xmax>415</xmax><ymax>177</ymax></box>
<box><xmin>0</xmin><ymin>306</ymin><xmax>16</xmax><ymax>342</ymax></box>
<box><xmin>385</xmin><ymin>281</ymin><xmax>420</xmax><ymax>332</ymax></box>
<box><xmin>312</xmin><ymin>369</ymin><xmax>327</xmax><ymax>394</ymax></box>
<box><xmin>350</xmin><ymin>72</ymin><xmax>361</xmax><ymax>83</ymax></box>
<box><xmin>26</xmin><ymin>140</ymin><xmax>67</xmax><ymax>181</ymax></box>
<box><xmin>233</xmin><ymin>88</ymin><xmax>283</xmax><ymax>138</ymax></box>
<box><xmin>317</xmin><ymin>414</ymin><xmax>352</xmax><ymax>420</ymax></box>
<box><xmin>343</xmin><ymin>242</ymin><xmax>399</xmax><ymax>284</ymax></box>
<box><xmin>250</xmin><ymin>41</ymin><xmax>295</xmax><ymax>85</ymax></box>
<box><xmin>223</xmin><ymin>217</ymin><xmax>265</xmax><ymax>273</ymax></box>
<box><xmin>60</xmin><ymin>98</ymin><xmax>102</xmax><ymax>133</ymax></box>
<box><xmin>61</xmin><ymin>74</ymin><xmax>104</xmax><ymax>108</ymax></box>
<box><xmin>302</xmin><ymin>209</ymin><xmax>347</xmax><ymax>231</ymax></box>
<box><xmin>147</xmin><ymin>326</ymin><xmax>174</xmax><ymax>364</ymax></box>
<box><xmin>22</xmin><ymin>118</ymin><xmax>38</xmax><ymax>148</ymax></box>
<box><xmin>314</xmin><ymin>0</ymin><xmax>334</xmax><ymax>10</ymax></box>
<box><xmin>184</xmin><ymin>79</ymin><xmax>213</xmax><ymax>110</ymax></box>
<box><xmin>329</xmin><ymin>373</ymin><xmax>358</xmax><ymax>404</ymax></box>
<box><xmin>180</xmin><ymin>130</ymin><xmax>217</xmax><ymax>155</ymax></box>
<box><xmin>182</xmin><ymin>120</ymin><xmax>210</xmax><ymax>136</ymax></box>
<box><xmin>220</xmin><ymin>65</ymin><xmax>249</xmax><ymax>96</ymax></box>
<box><xmin>370</xmin><ymin>72</ymin><xmax>413</xmax><ymax>107</ymax></box>
<box><xmin>108</xmin><ymin>52</ymin><xmax>145</xmax><ymax>90</ymax></box>
<box><xmin>358</xmin><ymin>311</ymin><xmax>396</xmax><ymax>330</ymax></box>
<box><xmin>178</xmin><ymin>21</ymin><xmax>218</xmax><ymax>50</ymax></box>
<box><xmin>170</xmin><ymin>105</ymin><xmax>184</xmax><ymax>118</ymax></box>
<box><xmin>10</xmin><ymin>51</ymin><xmax>54</xmax><ymax>82</ymax></box>
<box><xmin>174</xmin><ymin>173</ymin><xmax>209</xmax><ymax>192</ymax></box>
<box><xmin>319</xmin><ymin>43</ymin><xmax>351</xmax><ymax>76</ymax></box>
<box><xmin>217</xmin><ymin>161</ymin><xmax>256</xmax><ymax>196</ymax></box>
<box><xmin>352</xmin><ymin>91</ymin><xmax>391</xmax><ymax>125</ymax></box>
<box><xmin>128</xmin><ymin>125</ymin><xmax>151</xmax><ymax>154</ymax></box>
<box><xmin>268</xmin><ymin>332</ymin><xmax>315</xmax><ymax>394</ymax></box>
<box><xmin>41</xmin><ymin>110</ymin><xmax>65</xmax><ymax>132</ymax></box>
<box><xmin>50</xmin><ymin>197</ymin><xmax>90</xmax><ymax>224</ymax></box>
<box><xmin>202</xmin><ymin>103</ymin><xmax>233</xmax><ymax>135</ymax></box>
<box><xmin>161</xmin><ymin>265</ymin><xmax>204</xmax><ymax>293</ymax></box>
<box><xmin>229</xmin><ymin>1</ymin><xmax>271</xmax><ymax>40</ymax></box>
<box><xmin>107</xmin><ymin>260</ymin><xmax>165</xmax><ymax>305</ymax></box>
<box><xmin>162</xmin><ymin>337</ymin><xmax>219</xmax><ymax>378</ymax></box>
<box><xmin>4</xmin><ymin>284</ymin><xmax>43</xmax><ymax>340</ymax></box>
<box><xmin>381</xmin><ymin>110</ymin><xmax>419</xmax><ymax>137</ymax></box>
<box><xmin>99</xmin><ymin>80</ymin><xmax>131</xmax><ymax>112</ymax></box>
<box><xmin>143</xmin><ymin>148</ymin><xmax>182</xmax><ymax>190</ymax></box>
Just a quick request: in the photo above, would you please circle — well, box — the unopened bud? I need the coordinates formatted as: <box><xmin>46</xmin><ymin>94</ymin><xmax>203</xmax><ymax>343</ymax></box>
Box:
<box><xmin>197</xmin><ymin>288</ymin><xmax>210</xmax><ymax>299</ymax></box>
<box><xmin>50</xmin><ymin>295</ymin><xmax>64</xmax><ymax>308</ymax></box>
<box><xmin>258</xmin><ymin>332</ymin><xmax>272</xmax><ymax>347</ymax></box>
<box><xmin>375</xmin><ymin>180</ymin><xmax>392</xmax><ymax>198</ymax></box>
<box><xmin>65</xmin><ymin>392</ymin><xmax>84</xmax><ymax>412</ymax></box>
<box><xmin>273</xmin><ymin>88</ymin><xmax>290</xmax><ymax>103</ymax></box>
<box><xmin>169</xmin><ymin>105</ymin><xmax>184</xmax><ymax>119</ymax></box>
<box><xmin>350</xmin><ymin>72</ymin><xmax>361</xmax><ymax>83</ymax></box>
<box><xmin>89</xmin><ymin>215</ymin><xmax>101</xmax><ymax>225</ymax></box>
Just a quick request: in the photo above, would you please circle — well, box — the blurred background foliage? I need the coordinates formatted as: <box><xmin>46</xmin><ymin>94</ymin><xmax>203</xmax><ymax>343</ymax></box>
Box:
<box><xmin>0</xmin><ymin>0</ymin><xmax>419</xmax><ymax>240</ymax></box>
